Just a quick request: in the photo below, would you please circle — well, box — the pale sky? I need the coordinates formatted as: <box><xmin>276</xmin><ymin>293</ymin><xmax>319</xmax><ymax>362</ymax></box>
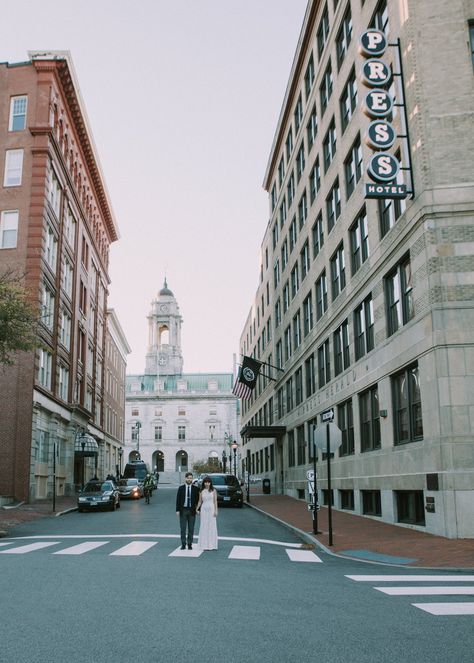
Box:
<box><xmin>2</xmin><ymin>0</ymin><xmax>308</xmax><ymax>374</ymax></box>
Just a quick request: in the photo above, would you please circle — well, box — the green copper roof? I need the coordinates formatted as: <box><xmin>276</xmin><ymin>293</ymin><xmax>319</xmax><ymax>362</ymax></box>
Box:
<box><xmin>126</xmin><ymin>373</ymin><xmax>234</xmax><ymax>393</ymax></box>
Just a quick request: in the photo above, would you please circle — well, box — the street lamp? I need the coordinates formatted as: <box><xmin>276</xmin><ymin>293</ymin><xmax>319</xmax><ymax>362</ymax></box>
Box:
<box><xmin>231</xmin><ymin>441</ymin><xmax>238</xmax><ymax>476</ymax></box>
<box><xmin>81</xmin><ymin>439</ymin><xmax>86</xmax><ymax>490</ymax></box>
<box><xmin>133</xmin><ymin>421</ymin><xmax>141</xmax><ymax>459</ymax></box>
<box><xmin>118</xmin><ymin>447</ymin><xmax>123</xmax><ymax>478</ymax></box>
<box><xmin>222</xmin><ymin>450</ymin><xmax>227</xmax><ymax>473</ymax></box>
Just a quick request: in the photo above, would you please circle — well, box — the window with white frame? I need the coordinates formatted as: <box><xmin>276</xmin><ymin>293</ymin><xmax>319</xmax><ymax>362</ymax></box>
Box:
<box><xmin>323</xmin><ymin>118</ymin><xmax>337</xmax><ymax>172</ymax></box>
<box><xmin>278</xmin><ymin>156</ymin><xmax>285</xmax><ymax>187</ymax></box>
<box><xmin>320</xmin><ymin>60</ymin><xmax>333</xmax><ymax>115</ymax></box>
<box><xmin>294</xmin><ymin>93</ymin><xmax>303</xmax><ymax>134</ymax></box>
<box><xmin>281</xmin><ymin>238</ymin><xmax>289</xmax><ymax>271</ymax></box>
<box><xmin>4</xmin><ymin>149</ymin><xmax>24</xmax><ymax>187</ymax></box>
<box><xmin>317</xmin><ymin>4</ymin><xmax>330</xmax><ymax>58</ymax></box>
<box><xmin>59</xmin><ymin>309</ymin><xmax>71</xmax><ymax>349</ymax></box>
<box><xmin>44</xmin><ymin>224</ymin><xmax>58</xmax><ymax>271</ymax></box>
<box><xmin>64</xmin><ymin>205</ymin><xmax>77</xmax><ymax>247</ymax></box>
<box><xmin>289</xmin><ymin>216</ymin><xmax>297</xmax><ymax>252</ymax></box>
<box><xmin>62</xmin><ymin>257</ymin><xmax>73</xmax><ymax>297</ymax></box>
<box><xmin>286</xmin><ymin>128</ymin><xmax>294</xmax><ymax>160</ymax></box>
<box><xmin>298</xmin><ymin>191</ymin><xmax>308</xmax><ymax>229</ymax></box>
<box><xmin>307</xmin><ymin>105</ymin><xmax>318</xmax><ymax>151</ymax></box>
<box><xmin>287</xmin><ymin>172</ymin><xmax>295</xmax><ymax>207</ymax></box>
<box><xmin>58</xmin><ymin>365</ymin><xmax>69</xmax><ymax>401</ymax></box>
<box><xmin>300</xmin><ymin>240</ymin><xmax>310</xmax><ymax>281</ymax></box>
<box><xmin>350</xmin><ymin>207</ymin><xmax>369</xmax><ymax>275</ymax></box>
<box><xmin>303</xmin><ymin>293</ymin><xmax>313</xmax><ymax>336</ymax></box>
<box><xmin>354</xmin><ymin>295</ymin><xmax>374</xmax><ymax>359</ymax></box>
<box><xmin>326</xmin><ymin>178</ymin><xmax>341</xmax><ymax>233</ymax></box>
<box><xmin>283</xmin><ymin>281</ymin><xmax>290</xmax><ymax>313</ymax></box>
<box><xmin>275</xmin><ymin>298</ymin><xmax>282</xmax><ymax>327</ymax></box>
<box><xmin>296</xmin><ymin>142</ymin><xmax>305</xmax><ymax>181</ymax></box>
<box><xmin>330</xmin><ymin>243</ymin><xmax>346</xmax><ymax>300</ymax></box>
<box><xmin>47</xmin><ymin>164</ymin><xmax>62</xmax><ymax>216</ymax></box>
<box><xmin>284</xmin><ymin>326</ymin><xmax>292</xmax><ymax>362</ymax></box>
<box><xmin>312</xmin><ymin>213</ymin><xmax>324</xmax><ymax>259</ymax></box>
<box><xmin>40</xmin><ymin>282</ymin><xmax>55</xmax><ymax>330</ymax></box>
<box><xmin>333</xmin><ymin>319</ymin><xmax>350</xmax><ymax>376</ymax></box>
<box><xmin>336</xmin><ymin>5</ymin><xmax>353</xmax><ymax>69</ymax></box>
<box><xmin>279</xmin><ymin>197</ymin><xmax>287</xmax><ymax>228</ymax></box>
<box><xmin>304</xmin><ymin>53</ymin><xmax>315</xmax><ymax>99</ymax></box>
<box><xmin>9</xmin><ymin>96</ymin><xmax>27</xmax><ymax>131</ymax></box>
<box><xmin>318</xmin><ymin>339</ymin><xmax>331</xmax><ymax>387</ymax></box>
<box><xmin>38</xmin><ymin>348</ymin><xmax>52</xmax><ymax>388</ymax></box>
<box><xmin>273</xmin><ymin>259</ymin><xmax>280</xmax><ymax>289</ymax></box>
<box><xmin>0</xmin><ymin>210</ymin><xmax>18</xmax><ymax>248</ymax></box>
<box><xmin>316</xmin><ymin>270</ymin><xmax>328</xmax><ymax>320</ymax></box>
<box><xmin>293</xmin><ymin>312</ymin><xmax>302</xmax><ymax>349</ymax></box>
<box><xmin>340</xmin><ymin>68</ymin><xmax>358</xmax><ymax>133</ymax></box>
<box><xmin>344</xmin><ymin>134</ymin><xmax>363</xmax><ymax>198</ymax></box>
<box><xmin>385</xmin><ymin>256</ymin><xmax>414</xmax><ymax>336</ymax></box>
<box><xmin>178</xmin><ymin>425</ymin><xmax>186</xmax><ymax>440</ymax></box>
<box><xmin>270</xmin><ymin>183</ymin><xmax>277</xmax><ymax>212</ymax></box>
<box><xmin>309</xmin><ymin>157</ymin><xmax>321</xmax><ymax>204</ymax></box>
<box><xmin>291</xmin><ymin>263</ymin><xmax>299</xmax><ymax>298</ymax></box>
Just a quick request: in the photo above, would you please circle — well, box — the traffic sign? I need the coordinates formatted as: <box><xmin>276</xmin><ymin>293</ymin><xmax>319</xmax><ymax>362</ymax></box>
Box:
<box><xmin>314</xmin><ymin>422</ymin><xmax>343</xmax><ymax>452</ymax></box>
<box><xmin>321</xmin><ymin>409</ymin><xmax>334</xmax><ymax>422</ymax></box>
<box><xmin>306</xmin><ymin>470</ymin><xmax>315</xmax><ymax>481</ymax></box>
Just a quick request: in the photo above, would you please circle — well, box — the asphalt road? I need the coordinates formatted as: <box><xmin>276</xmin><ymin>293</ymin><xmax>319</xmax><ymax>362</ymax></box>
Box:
<box><xmin>1</xmin><ymin>487</ymin><xmax>473</xmax><ymax>663</ymax></box>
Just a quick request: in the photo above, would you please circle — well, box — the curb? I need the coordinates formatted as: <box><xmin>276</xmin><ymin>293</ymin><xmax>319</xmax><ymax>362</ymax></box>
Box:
<box><xmin>245</xmin><ymin>502</ymin><xmax>473</xmax><ymax>571</ymax></box>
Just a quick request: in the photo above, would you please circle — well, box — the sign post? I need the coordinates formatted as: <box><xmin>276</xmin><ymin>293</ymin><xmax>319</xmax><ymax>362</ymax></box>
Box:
<box><xmin>314</xmin><ymin>410</ymin><xmax>342</xmax><ymax>546</ymax></box>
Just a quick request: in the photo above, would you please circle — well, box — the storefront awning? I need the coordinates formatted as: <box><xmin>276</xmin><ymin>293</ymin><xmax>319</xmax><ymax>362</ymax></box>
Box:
<box><xmin>240</xmin><ymin>425</ymin><xmax>286</xmax><ymax>439</ymax></box>
<box><xmin>74</xmin><ymin>433</ymin><xmax>99</xmax><ymax>457</ymax></box>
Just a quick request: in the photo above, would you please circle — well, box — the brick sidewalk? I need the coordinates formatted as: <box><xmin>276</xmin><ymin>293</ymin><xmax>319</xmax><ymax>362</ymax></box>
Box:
<box><xmin>0</xmin><ymin>496</ymin><xmax>77</xmax><ymax>535</ymax></box>
<box><xmin>249</xmin><ymin>494</ymin><xmax>474</xmax><ymax>569</ymax></box>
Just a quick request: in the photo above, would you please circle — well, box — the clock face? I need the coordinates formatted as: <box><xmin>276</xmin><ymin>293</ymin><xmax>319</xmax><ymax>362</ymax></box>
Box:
<box><xmin>160</xmin><ymin>304</ymin><xmax>169</xmax><ymax>313</ymax></box>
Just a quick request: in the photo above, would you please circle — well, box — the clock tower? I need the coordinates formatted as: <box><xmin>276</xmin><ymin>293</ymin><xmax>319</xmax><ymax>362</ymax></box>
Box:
<box><xmin>145</xmin><ymin>279</ymin><xmax>184</xmax><ymax>375</ymax></box>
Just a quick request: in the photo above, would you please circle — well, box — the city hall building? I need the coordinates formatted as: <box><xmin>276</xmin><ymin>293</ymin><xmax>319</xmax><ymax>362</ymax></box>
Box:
<box><xmin>238</xmin><ymin>0</ymin><xmax>474</xmax><ymax>538</ymax></box>
<box><xmin>124</xmin><ymin>282</ymin><xmax>240</xmax><ymax>483</ymax></box>
<box><xmin>0</xmin><ymin>52</ymin><xmax>127</xmax><ymax>503</ymax></box>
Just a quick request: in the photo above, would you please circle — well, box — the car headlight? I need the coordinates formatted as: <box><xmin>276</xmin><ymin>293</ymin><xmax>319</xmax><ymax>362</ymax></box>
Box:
<box><xmin>236</xmin><ymin>490</ymin><xmax>242</xmax><ymax>495</ymax></box>
<box><xmin>101</xmin><ymin>494</ymin><xmax>112</xmax><ymax>501</ymax></box>
<box><xmin>78</xmin><ymin>497</ymin><xmax>87</xmax><ymax>503</ymax></box>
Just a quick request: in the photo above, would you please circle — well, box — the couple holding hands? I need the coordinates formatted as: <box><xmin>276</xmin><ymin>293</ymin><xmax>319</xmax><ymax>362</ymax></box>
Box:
<box><xmin>176</xmin><ymin>472</ymin><xmax>218</xmax><ymax>551</ymax></box>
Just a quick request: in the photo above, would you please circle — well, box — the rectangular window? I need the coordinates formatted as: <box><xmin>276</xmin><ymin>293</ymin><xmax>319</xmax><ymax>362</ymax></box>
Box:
<box><xmin>320</xmin><ymin>61</ymin><xmax>333</xmax><ymax>116</ymax></box>
<box><xmin>309</xmin><ymin>157</ymin><xmax>321</xmax><ymax>204</ymax></box>
<box><xmin>312</xmin><ymin>213</ymin><xmax>324</xmax><ymax>258</ymax></box>
<box><xmin>350</xmin><ymin>207</ymin><xmax>369</xmax><ymax>275</ymax></box>
<box><xmin>9</xmin><ymin>95</ymin><xmax>27</xmax><ymax>131</ymax></box>
<box><xmin>287</xmin><ymin>172</ymin><xmax>295</xmax><ymax>207</ymax></box>
<box><xmin>40</xmin><ymin>282</ymin><xmax>55</xmax><ymax>331</ymax></box>
<box><xmin>354</xmin><ymin>295</ymin><xmax>374</xmax><ymax>359</ymax></box>
<box><xmin>323</xmin><ymin>118</ymin><xmax>337</xmax><ymax>172</ymax></box>
<box><xmin>59</xmin><ymin>309</ymin><xmax>71</xmax><ymax>349</ymax></box>
<box><xmin>330</xmin><ymin>243</ymin><xmax>346</xmax><ymax>300</ymax></box>
<box><xmin>294</xmin><ymin>94</ymin><xmax>303</xmax><ymax>134</ymax></box>
<box><xmin>276</xmin><ymin>341</ymin><xmax>283</xmax><ymax>370</ymax></box>
<box><xmin>318</xmin><ymin>339</ymin><xmax>331</xmax><ymax>388</ymax></box>
<box><xmin>296</xmin><ymin>143</ymin><xmax>305</xmax><ymax>182</ymax></box>
<box><xmin>326</xmin><ymin>178</ymin><xmax>341</xmax><ymax>233</ymax></box>
<box><xmin>284</xmin><ymin>326</ymin><xmax>292</xmax><ymax>362</ymax></box>
<box><xmin>293</xmin><ymin>311</ymin><xmax>301</xmax><ymax>349</ymax></box>
<box><xmin>296</xmin><ymin>424</ymin><xmax>305</xmax><ymax>464</ymax></box>
<box><xmin>278</xmin><ymin>156</ymin><xmax>285</xmax><ymax>187</ymax></box>
<box><xmin>270</xmin><ymin>183</ymin><xmax>277</xmax><ymax>212</ymax></box>
<box><xmin>298</xmin><ymin>190</ymin><xmax>308</xmax><ymax>228</ymax></box>
<box><xmin>288</xmin><ymin>430</ymin><xmax>295</xmax><ymax>467</ymax></box>
<box><xmin>396</xmin><ymin>491</ymin><xmax>425</xmax><ymax>526</ymax></box>
<box><xmin>379</xmin><ymin>152</ymin><xmax>406</xmax><ymax>235</ymax></box>
<box><xmin>333</xmin><ymin>319</ymin><xmax>350</xmax><ymax>376</ymax></box>
<box><xmin>155</xmin><ymin>426</ymin><xmax>163</xmax><ymax>441</ymax></box>
<box><xmin>338</xmin><ymin>398</ymin><xmax>354</xmax><ymax>456</ymax></box>
<box><xmin>385</xmin><ymin>256</ymin><xmax>414</xmax><ymax>336</ymax></box>
<box><xmin>275</xmin><ymin>298</ymin><xmax>282</xmax><ymax>328</ymax></box>
<box><xmin>307</xmin><ymin>105</ymin><xmax>318</xmax><ymax>151</ymax></box>
<box><xmin>370</xmin><ymin>0</ymin><xmax>390</xmax><ymax>35</ymax></box>
<box><xmin>340</xmin><ymin>68</ymin><xmax>357</xmax><ymax>133</ymax></box>
<box><xmin>0</xmin><ymin>210</ymin><xmax>19</xmax><ymax>248</ymax></box>
<box><xmin>295</xmin><ymin>370</ymin><xmax>303</xmax><ymax>408</ymax></box>
<box><xmin>300</xmin><ymin>241</ymin><xmax>310</xmax><ymax>281</ymax></box>
<box><xmin>48</xmin><ymin>165</ymin><xmax>62</xmax><ymax>217</ymax></box>
<box><xmin>340</xmin><ymin>489</ymin><xmax>354</xmax><ymax>510</ymax></box>
<box><xmin>279</xmin><ymin>198</ymin><xmax>287</xmax><ymax>228</ymax></box>
<box><xmin>317</xmin><ymin>5</ymin><xmax>330</xmax><ymax>58</ymax></box>
<box><xmin>289</xmin><ymin>216</ymin><xmax>297</xmax><ymax>252</ymax></box>
<box><xmin>362</xmin><ymin>490</ymin><xmax>382</xmax><ymax>516</ymax></box>
<box><xmin>281</xmin><ymin>238</ymin><xmax>289</xmax><ymax>271</ymax></box>
<box><xmin>286</xmin><ymin>377</ymin><xmax>294</xmax><ymax>413</ymax></box>
<box><xmin>178</xmin><ymin>426</ymin><xmax>186</xmax><ymax>440</ymax></box>
<box><xmin>336</xmin><ymin>6</ymin><xmax>353</xmax><ymax>69</ymax></box>
<box><xmin>283</xmin><ymin>281</ymin><xmax>290</xmax><ymax>313</ymax></box>
<box><xmin>273</xmin><ymin>259</ymin><xmax>280</xmax><ymax>289</ymax></box>
<box><xmin>58</xmin><ymin>365</ymin><xmax>69</xmax><ymax>401</ymax></box>
<box><xmin>38</xmin><ymin>349</ymin><xmax>52</xmax><ymax>389</ymax></box>
<box><xmin>316</xmin><ymin>270</ymin><xmax>328</xmax><ymax>320</ymax></box>
<box><xmin>303</xmin><ymin>293</ymin><xmax>313</xmax><ymax>336</ymax></box>
<box><xmin>360</xmin><ymin>385</ymin><xmax>381</xmax><ymax>451</ymax></box>
<box><xmin>305</xmin><ymin>354</ymin><xmax>316</xmax><ymax>397</ymax></box>
<box><xmin>307</xmin><ymin>417</ymin><xmax>317</xmax><ymax>462</ymax></box>
<box><xmin>44</xmin><ymin>224</ymin><xmax>58</xmax><ymax>272</ymax></box>
<box><xmin>304</xmin><ymin>53</ymin><xmax>315</xmax><ymax>99</ymax></box>
<box><xmin>4</xmin><ymin>149</ymin><xmax>24</xmax><ymax>186</ymax></box>
<box><xmin>392</xmin><ymin>364</ymin><xmax>423</xmax><ymax>444</ymax></box>
<box><xmin>344</xmin><ymin>135</ymin><xmax>363</xmax><ymax>199</ymax></box>
<box><xmin>62</xmin><ymin>257</ymin><xmax>73</xmax><ymax>298</ymax></box>
<box><xmin>286</xmin><ymin>128</ymin><xmax>294</xmax><ymax>161</ymax></box>
<box><xmin>272</xmin><ymin>222</ymin><xmax>279</xmax><ymax>250</ymax></box>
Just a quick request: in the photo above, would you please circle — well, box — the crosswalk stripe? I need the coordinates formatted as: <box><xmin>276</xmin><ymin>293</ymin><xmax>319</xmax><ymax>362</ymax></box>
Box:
<box><xmin>0</xmin><ymin>542</ymin><xmax>13</xmax><ymax>548</ymax></box>
<box><xmin>53</xmin><ymin>541</ymin><xmax>109</xmax><ymax>555</ymax></box>
<box><xmin>375</xmin><ymin>586</ymin><xmax>474</xmax><ymax>596</ymax></box>
<box><xmin>286</xmin><ymin>549</ymin><xmax>323</xmax><ymax>563</ymax></box>
<box><xmin>169</xmin><ymin>546</ymin><xmax>203</xmax><ymax>558</ymax></box>
<box><xmin>0</xmin><ymin>541</ymin><xmax>60</xmax><ymax>554</ymax></box>
<box><xmin>412</xmin><ymin>603</ymin><xmax>474</xmax><ymax>616</ymax></box>
<box><xmin>110</xmin><ymin>541</ymin><xmax>158</xmax><ymax>556</ymax></box>
<box><xmin>346</xmin><ymin>575</ymin><xmax>474</xmax><ymax>582</ymax></box>
<box><xmin>228</xmin><ymin>545</ymin><xmax>260</xmax><ymax>560</ymax></box>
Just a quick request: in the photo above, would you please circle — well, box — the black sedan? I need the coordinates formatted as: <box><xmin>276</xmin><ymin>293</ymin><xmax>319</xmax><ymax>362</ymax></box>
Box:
<box><xmin>77</xmin><ymin>480</ymin><xmax>120</xmax><ymax>512</ymax></box>
<box><xmin>204</xmin><ymin>473</ymin><xmax>244</xmax><ymax>507</ymax></box>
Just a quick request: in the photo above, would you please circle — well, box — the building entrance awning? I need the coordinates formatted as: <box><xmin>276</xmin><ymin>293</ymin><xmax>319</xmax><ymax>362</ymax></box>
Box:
<box><xmin>74</xmin><ymin>433</ymin><xmax>99</xmax><ymax>457</ymax></box>
<box><xmin>240</xmin><ymin>425</ymin><xmax>286</xmax><ymax>439</ymax></box>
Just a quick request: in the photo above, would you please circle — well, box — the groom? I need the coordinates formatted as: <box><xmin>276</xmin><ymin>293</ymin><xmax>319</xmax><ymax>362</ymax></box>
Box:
<box><xmin>176</xmin><ymin>472</ymin><xmax>200</xmax><ymax>549</ymax></box>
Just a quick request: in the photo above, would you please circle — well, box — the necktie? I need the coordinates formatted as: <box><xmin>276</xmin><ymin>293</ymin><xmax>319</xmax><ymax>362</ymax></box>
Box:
<box><xmin>186</xmin><ymin>486</ymin><xmax>190</xmax><ymax>507</ymax></box>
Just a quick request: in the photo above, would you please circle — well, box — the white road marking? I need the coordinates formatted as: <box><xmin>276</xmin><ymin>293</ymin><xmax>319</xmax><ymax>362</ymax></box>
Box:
<box><xmin>375</xmin><ymin>586</ymin><xmax>474</xmax><ymax>596</ymax></box>
<box><xmin>169</xmin><ymin>546</ymin><xmax>203</xmax><ymax>558</ymax></box>
<box><xmin>286</xmin><ymin>549</ymin><xmax>323</xmax><ymax>563</ymax></box>
<box><xmin>413</xmin><ymin>603</ymin><xmax>474</xmax><ymax>616</ymax></box>
<box><xmin>0</xmin><ymin>542</ymin><xmax>13</xmax><ymax>548</ymax></box>
<box><xmin>346</xmin><ymin>575</ymin><xmax>474</xmax><ymax>582</ymax></box>
<box><xmin>110</xmin><ymin>541</ymin><xmax>158</xmax><ymax>556</ymax></box>
<box><xmin>228</xmin><ymin>545</ymin><xmax>260</xmax><ymax>560</ymax></box>
<box><xmin>53</xmin><ymin>541</ymin><xmax>109</xmax><ymax>555</ymax></box>
<box><xmin>0</xmin><ymin>541</ymin><xmax>60</xmax><ymax>554</ymax></box>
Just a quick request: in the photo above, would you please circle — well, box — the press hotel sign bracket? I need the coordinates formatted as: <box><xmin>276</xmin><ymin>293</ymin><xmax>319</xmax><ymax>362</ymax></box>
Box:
<box><xmin>359</xmin><ymin>30</ymin><xmax>414</xmax><ymax>200</ymax></box>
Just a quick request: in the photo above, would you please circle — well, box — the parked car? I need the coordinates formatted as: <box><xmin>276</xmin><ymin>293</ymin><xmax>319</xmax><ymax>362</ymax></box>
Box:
<box><xmin>118</xmin><ymin>478</ymin><xmax>143</xmax><ymax>499</ymax></box>
<box><xmin>77</xmin><ymin>480</ymin><xmax>120</xmax><ymax>512</ymax></box>
<box><xmin>203</xmin><ymin>473</ymin><xmax>244</xmax><ymax>507</ymax></box>
<box><xmin>192</xmin><ymin>474</ymin><xmax>204</xmax><ymax>488</ymax></box>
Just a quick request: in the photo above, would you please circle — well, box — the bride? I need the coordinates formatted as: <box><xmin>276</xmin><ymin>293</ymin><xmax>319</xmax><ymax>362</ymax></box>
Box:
<box><xmin>197</xmin><ymin>476</ymin><xmax>218</xmax><ymax>550</ymax></box>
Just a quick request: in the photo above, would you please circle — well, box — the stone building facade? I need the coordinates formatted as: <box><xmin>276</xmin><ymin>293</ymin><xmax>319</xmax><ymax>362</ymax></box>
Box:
<box><xmin>125</xmin><ymin>282</ymin><xmax>240</xmax><ymax>483</ymax></box>
<box><xmin>238</xmin><ymin>0</ymin><xmax>474</xmax><ymax>538</ymax></box>
<box><xmin>0</xmin><ymin>52</ymin><xmax>122</xmax><ymax>502</ymax></box>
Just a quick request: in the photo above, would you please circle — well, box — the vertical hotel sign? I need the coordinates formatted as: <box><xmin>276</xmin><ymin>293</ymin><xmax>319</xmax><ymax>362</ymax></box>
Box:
<box><xmin>359</xmin><ymin>30</ymin><xmax>412</xmax><ymax>200</ymax></box>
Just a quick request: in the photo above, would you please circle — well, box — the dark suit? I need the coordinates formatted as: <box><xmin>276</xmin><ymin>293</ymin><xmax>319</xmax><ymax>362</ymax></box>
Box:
<box><xmin>176</xmin><ymin>483</ymin><xmax>200</xmax><ymax>546</ymax></box>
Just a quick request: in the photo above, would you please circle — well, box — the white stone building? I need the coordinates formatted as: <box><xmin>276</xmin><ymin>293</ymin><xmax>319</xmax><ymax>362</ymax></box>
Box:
<box><xmin>124</xmin><ymin>282</ymin><xmax>240</xmax><ymax>482</ymax></box>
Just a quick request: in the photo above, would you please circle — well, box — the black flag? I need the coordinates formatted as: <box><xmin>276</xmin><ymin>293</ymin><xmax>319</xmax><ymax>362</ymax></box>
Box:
<box><xmin>232</xmin><ymin>356</ymin><xmax>262</xmax><ymax>400</ymax></box>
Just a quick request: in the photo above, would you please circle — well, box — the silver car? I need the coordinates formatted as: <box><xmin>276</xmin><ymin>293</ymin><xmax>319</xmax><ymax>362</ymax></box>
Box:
<box><xmin>118</xmin><ymin>478</ymin><xmax>143</xmax><ymax>499</ymax></box>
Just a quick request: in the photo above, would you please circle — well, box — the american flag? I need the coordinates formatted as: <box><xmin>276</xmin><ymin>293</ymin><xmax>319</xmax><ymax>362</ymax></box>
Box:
<box><xmin>232</xmin><ymin>356</ymin><xmax>262</xmax><ymax>400</ymax></box>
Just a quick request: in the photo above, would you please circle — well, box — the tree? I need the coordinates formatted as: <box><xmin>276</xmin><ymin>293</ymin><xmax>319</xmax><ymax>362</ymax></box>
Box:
<box><xmin>0</xmin><ymin>269</ymin><xmax>39</xmax><ymax>365</ymax></box>
<box><xmin>192</xmin><ymin>458</ymin><xmax>222</xmax><ymax>474</ymax></box>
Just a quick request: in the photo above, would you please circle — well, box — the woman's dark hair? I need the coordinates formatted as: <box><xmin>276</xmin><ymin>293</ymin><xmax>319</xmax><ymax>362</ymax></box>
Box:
<box><xmin>201</xmin><ymin>476</ymin><xmax>213</xmax><ymax>492</ymax></box>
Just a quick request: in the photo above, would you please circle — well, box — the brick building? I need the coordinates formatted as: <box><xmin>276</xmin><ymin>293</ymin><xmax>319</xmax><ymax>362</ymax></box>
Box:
<box><xmin>238</xmin><ymin>1</ymin><xmax>474</xmax><ymax>538</ymax></box>
<box><xmin>0</xmin><ymin>51</ymin><xmax>121</xmax><ymax>502</ymax></box>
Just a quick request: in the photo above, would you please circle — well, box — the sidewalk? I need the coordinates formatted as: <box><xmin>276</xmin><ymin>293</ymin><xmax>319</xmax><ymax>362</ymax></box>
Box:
<box><xmin>249</xmin><ymin>493</ymin><xmax>474</xmax><ymax>569</ymax></box>
<box><xmin>0</xmin><ymin>496</ymin><xmax>77</xmax><ymax>535</ymax></box>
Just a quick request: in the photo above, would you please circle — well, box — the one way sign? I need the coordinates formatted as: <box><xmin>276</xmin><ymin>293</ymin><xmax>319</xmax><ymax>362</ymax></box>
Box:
<box><xmin>321</xmin><ymin>408</ymin><xmax>334</xmax><ymax>422</ymax></box>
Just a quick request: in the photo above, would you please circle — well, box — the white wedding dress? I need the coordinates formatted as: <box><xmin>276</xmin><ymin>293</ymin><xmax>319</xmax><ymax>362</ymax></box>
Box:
<box><xmin>198</xmin><ymin>489</ymin><xmax>218</xmax><ymax>550</ymax></box>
